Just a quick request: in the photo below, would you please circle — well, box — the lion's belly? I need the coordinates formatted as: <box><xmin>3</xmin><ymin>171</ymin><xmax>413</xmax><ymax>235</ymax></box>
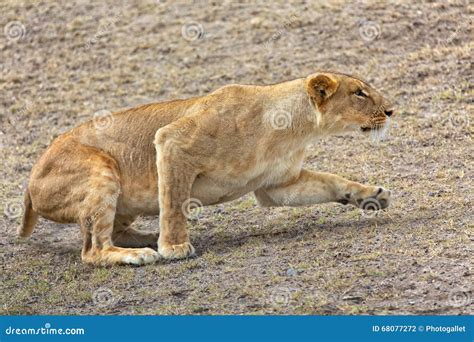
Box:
<box><xmin>116</xmin><ymin>159</ymin><xmax>292</xmax><ymax>216</ymax></box>
<box><xmin>190</xmin><ymin>175</ymin><xmax>260</xmax><ymax>205</ymax></box>
<box><xmin>116</xmin><ymin>178</ymin><xmax>255</xmax><ymax>216</ymax></box>
<box><xmin>190</xmin><ymin>161</ymin><xmax>291</xmax><ymax>205</ymax></box>
<box><xmin>116</xmin><ymin>185</ymin><xmax>159</xmax><ymax>216</ymax></box>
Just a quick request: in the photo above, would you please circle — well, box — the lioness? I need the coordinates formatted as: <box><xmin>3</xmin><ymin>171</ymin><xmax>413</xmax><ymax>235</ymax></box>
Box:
<box><xmin>19</xmin><ymin>72</ymin><xmax>394</xmax><ymax>265</ymax></box>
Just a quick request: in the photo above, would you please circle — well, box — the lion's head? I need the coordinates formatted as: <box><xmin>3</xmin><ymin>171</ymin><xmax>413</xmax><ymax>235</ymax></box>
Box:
<box><xmin>306</xmin><ymin>72</ymin><xmax>394</xmax><ymax>139</ymax></box>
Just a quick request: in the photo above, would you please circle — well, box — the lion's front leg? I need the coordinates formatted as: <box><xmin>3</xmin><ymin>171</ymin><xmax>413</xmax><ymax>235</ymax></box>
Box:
<box><xmin>154</xmin><ymin>123</ymin><xmax>200</xmax><ymax>260</ymax></box>
<box><xmin>254</xmin><ymin>169</ymin><xmax>391</xmax><ymax>211</ymax></box>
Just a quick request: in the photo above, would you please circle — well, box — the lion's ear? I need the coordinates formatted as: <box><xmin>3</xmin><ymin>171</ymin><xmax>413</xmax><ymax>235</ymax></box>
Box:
<box><xmin>306</xmin><ymin>74</ymin><xmax>339</xmax><ymax>106</ymax></box>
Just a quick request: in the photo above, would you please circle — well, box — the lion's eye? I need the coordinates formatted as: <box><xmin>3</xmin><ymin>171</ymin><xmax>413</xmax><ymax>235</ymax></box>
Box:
<box><xmin>355</xmin><ymin>89</ymin><xmax>367</xmax><ymax>98</ymax></box>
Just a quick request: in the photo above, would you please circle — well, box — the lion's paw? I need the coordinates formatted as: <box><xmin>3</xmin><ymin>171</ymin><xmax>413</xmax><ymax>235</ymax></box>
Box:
<box><xmin>158</xmin><ymin>242</ymin><xmax>195</xmax><ymax>260</ymax></box>
<box><xmin>120</xmin><ymin>248</ymin><xmax>159</xmax><ymax>265</ymax></box>
<box><xmin>341</xmin><ymin>186</ymin><xmax>391</xmax><ymax>210</ymax></box>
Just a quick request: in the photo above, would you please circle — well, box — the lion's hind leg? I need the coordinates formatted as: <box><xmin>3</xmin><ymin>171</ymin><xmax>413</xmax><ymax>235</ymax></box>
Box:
<box><xmin>112</xmin><ymin>215</ymin><xmax>159</xmax><ymax>248</ymax></box>
<box><xmin>65</xmin><ymin>144</ymin><xmax>159</xmax><ymax>266</ymax></box>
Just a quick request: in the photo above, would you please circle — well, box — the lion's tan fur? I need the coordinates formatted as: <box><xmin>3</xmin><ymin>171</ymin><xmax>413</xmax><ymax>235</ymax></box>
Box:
<box><xmin>20</xmin><ymin>72</ymin><xmax>394</xmax><ymax>265</ymax></box>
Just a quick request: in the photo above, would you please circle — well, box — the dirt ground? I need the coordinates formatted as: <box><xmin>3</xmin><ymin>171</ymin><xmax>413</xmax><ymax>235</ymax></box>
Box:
<box><xmin>0</xmin><ymin>0</ymin><xmax>472</xmax><ymax>315</ymax></box>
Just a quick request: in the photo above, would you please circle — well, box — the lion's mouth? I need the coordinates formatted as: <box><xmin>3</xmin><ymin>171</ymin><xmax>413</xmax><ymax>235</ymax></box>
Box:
<box><xmin>361</xmin><ymin>127</ymin><xmax>372</xmax><ymax>132</ymax></box>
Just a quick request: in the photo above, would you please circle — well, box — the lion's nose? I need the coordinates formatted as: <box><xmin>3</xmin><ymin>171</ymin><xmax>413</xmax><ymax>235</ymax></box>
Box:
<box><xmin>384</xmin><ymin>109</ymin><xmax>394</xmax><ymax>117</ymax></box>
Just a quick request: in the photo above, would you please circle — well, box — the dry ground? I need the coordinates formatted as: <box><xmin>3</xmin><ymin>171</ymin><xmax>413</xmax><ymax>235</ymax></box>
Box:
<box><xmin>0</xmin><ymin>0</ymin><xmax>472</xmax><ymax>315</ymax></box>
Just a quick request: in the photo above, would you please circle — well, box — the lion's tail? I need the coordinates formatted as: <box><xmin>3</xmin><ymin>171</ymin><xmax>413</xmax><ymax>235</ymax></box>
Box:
<box><xmin>17</xmin><ymin>187</ymin><xmax>39</xmax><ymax>238</ymax></box>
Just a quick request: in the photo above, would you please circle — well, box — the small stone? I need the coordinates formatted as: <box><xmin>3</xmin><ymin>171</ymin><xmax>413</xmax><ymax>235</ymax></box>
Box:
<box><xmin>250</xmin><ymin>17</ymin><xmax>263</xmax><ymax>28</ymax></box>
<box><xmin>214</xmin><ymin>207</ymin><xmax>225</xmax><ymax>214</ymax></box>
<box><xmin>342</xmin><ymin>295</ymin><xmax>364</xmax><ymax>303</ymax></box>
<box><xmin>286</xmin><ymin>268</ymin><xmax>298</xmax><ymax>277</ymax></box>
